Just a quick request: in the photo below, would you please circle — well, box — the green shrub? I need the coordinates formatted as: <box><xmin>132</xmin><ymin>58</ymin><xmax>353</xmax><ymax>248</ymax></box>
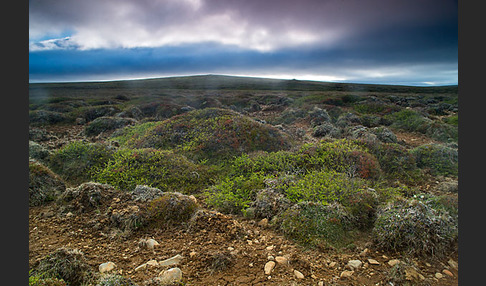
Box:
<box><xmin>70</xmin><ymin>105</ymin><xmax>120</xmax><ymax>122</ymax></box>
<box><xmin>205</xmin><ymin>173</ymin><xmax>266</xmax><ymax>215</ymax></box>
<box><xmin>94</xmin><ymin>148</ymin><xmax>212</xmax><ymax>193</ymax></box>
<box><xmin>284</xmin><ymin>170</ymin><xmax>367</xmax><ymax>205</ymax></box>
<box><xmin>411</xmin><ymin>144</ymin><xmax>458</xmax><ymax>176</ymax></box>
<box><xmin>49</xmin><ymin>141</ymin><xmax>114</xmax><ymax>185</ymax></box>
<box><xmin>424</xmin><ymin>121</ymin><xmax>458</xmax><ymax>143</ymax></box>
<box><xmin>29</xmin><ymin>141</ymin><xmax>51</xmax><ymax>164</ymax></box>
<box><xmin>443</xmin><ymin>114</ymin><xmax>458</xmax><ymax>126</ymax></box>
<box><xmin>364</xmin><ymin>141</ymin><xmax>417</xmax><ymax>179</ymax></box>
<box><xmin>274</xmin><ymin>201</ymin><xmax>356</xmax><ymax>249</ymax></box>
<box><xmin>84</xmin><ymin>116</ymin><xmax>137</xmax><ymax>136</ymax></box>
<box><xmin>29</xmin><ymin>110</ymin><xmax>69</xmax><ymax>126</ymax></box>
<box><xmin>29</xmin><ymin>160</ymin><xmax>66</xmax><ymax>206</ymax></box>
<box><xmin>372</xmin><ymin>198</ymin><xmax>457</xmax><ymax>257</ymax></box>
<box><xmin>384</xmin><ymin>109</ymin><xmax>430</xmax><ymax>133</ymax></box>
<box><xmin>112</xmin><ymin>108</ymin><xmax>291</xmax><ymax>163</ymax></box>
<box><xmin>29</xmin><ymin>272</ymin><xmax>66</xmax><ymax>286</ymax></box>
<box><xmin>31</xmin><ymin>248</ymin><xmax>94</xmax><ymax>286</ymax></box>
<box><xmin>144</xmin><ymin>192</ymin><xmax>199</xmax><ymax>227</ymax></box>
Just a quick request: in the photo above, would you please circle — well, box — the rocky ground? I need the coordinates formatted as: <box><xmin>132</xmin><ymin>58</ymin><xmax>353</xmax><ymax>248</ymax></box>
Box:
<box><xmin>29</xmin><ymin>199</ymin><xmax>458</xmax><ymax>286</ymax></box>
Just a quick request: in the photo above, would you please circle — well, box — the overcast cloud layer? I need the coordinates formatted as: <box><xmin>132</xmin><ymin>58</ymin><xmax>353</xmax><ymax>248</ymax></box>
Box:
<box><xmin>29</xmin><ymin>0</ymin><xmax>458</xmax><ymax>85</ymax></box>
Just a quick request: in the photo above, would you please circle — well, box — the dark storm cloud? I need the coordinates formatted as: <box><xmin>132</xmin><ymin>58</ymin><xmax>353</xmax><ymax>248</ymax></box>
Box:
<box><xmin>29</xmin><ymin>0</ymin><xmax>457</xmax><ymax>85</ymax></box>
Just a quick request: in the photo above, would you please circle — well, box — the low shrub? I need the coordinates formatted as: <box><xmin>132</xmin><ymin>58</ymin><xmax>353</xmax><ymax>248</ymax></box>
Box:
<box><xmin>372</xmin><ymin>198</ymin><xmax>458</xmax><ymax>257</ymax></box>
<box><xmin>411</xmin><ymin>144</ymin><xmax>458</xmax><ymax>176</ymax></box>
<box><xmin>70</xmin><ymin>105</ymin><xmax>120</xmax><ymax>122</ymax></box>
<box><xmin>384</xmin><ymin>109</ymin><xmax>430</xmax><ymax>133</ymax></box>
<box><xmin>113</xmin><ymin>108</ymin><xmax>291</xmax><ymax>164</ymax></box>
<box><xmin>364</xmin><ymin>141</ymin><xmax>417</xmax><ymax>179</ymax></box>
<box><xmin>96</xmin><ymin>274</ymin><xmax>136</xmax><ymax>286</ymax></box>
<box><xmin>29</xmin><ymin>110</ymin><xmax>69</xmax><ymax>126</ymax></box>
<box><xmin>84</xmin><ymin>116</ymin><xmax>137</xmax><ymax>136</ymax></box>
<box><xmin>49</xmin><ymin>141</ymin><xmax>114</xmax><ymax>185</ymax></box>
<box><xmin>29</xmin><ymin>272</ymin><xmax>66</xmax><ymax>286</ymax></box>
<box><xmin>369</xmin><ymin>126</ymin><xmax>397</xmax><ymax>143</ymax></box>
<box><xmin>248</xmin><ymin>188</ymin><xmax>292</xmax><ymax>219</ymax></box>
<box><xmin>31</xmin><ymin>248</ymin><xmax>94</xmax><ymax>286</ymax></box>
<box><xmin>205</xmin><ymin>173</ymin><xmax>266</xmax><ymax>215</ymax></box>
<box><xmin>94</xmin><ymin>148</ymin><xmax>212</xmax><ymax>193</ymax></box>
<box><xmin>274</xmin><ymin>201</ymin><xmax>355</xmax><ymax>249</ymax></box>
<box><xmin>284</xmin><ymin>170</ymin><xmax>367</xmax><ymax>205</ymax></box>
<box><xmin>144</xmin><ymin>192</ymin><xmax>199</xmax><ymax>227</ymax></box>
<box><xmin>29</xmin><ymin>141</ymin><xmax>51</xmax><ymax>164</ymax></box>
<box><xmin>29</xmin><ymin>160</ymin><xmax>66</xmax><ymax>206</ymax></box>
<box><xmin>312</xmin><ymin>123</ymin><xmax>340</xmax><ymax>138</ymax></box>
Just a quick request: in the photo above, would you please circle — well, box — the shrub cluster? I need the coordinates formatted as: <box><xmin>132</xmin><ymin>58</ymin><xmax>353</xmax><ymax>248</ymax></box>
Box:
<box><xmin>94</xmin><ymin>148</ymin><xmax>212</xmax><ymax>193</ymax></box>
<box><xmin>144</xmin><ymin>192</ymin><xmax>199</xmax><ymax>228</ymax></box>
<box><xmin>29</xmin><ymin>160</ymin><xmax>66</xmax><ymax>207</ymax></box>
<box><xmin>411</xmin><ymin>143</ymin><xmax>458</xmax><ymax>176</ymax></box>
<box><xmin>48</xmin><ymin>141</ymin><xmax>114</xmax><ymax>185</ymax></box>
<box><xmin>84</xmin><ymin>116</ymin><xmax>137</xmax><ymax>136</ymax></box>
<box><xmin>372</xmin><ymin>198</ymin><xmax>458</xmax><ymax>257</ymax></box>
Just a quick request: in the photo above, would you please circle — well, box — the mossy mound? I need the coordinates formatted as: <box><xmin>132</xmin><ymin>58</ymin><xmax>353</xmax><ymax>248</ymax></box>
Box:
<box><xmin>29</xmin><ymin>160</ymin><xmax>66</xmax><ymax>207</ymax></box>
<box><xmin>84</xmin><ymin>116</ymin><xmax>137</xmax><ymax>136</ymax></box>
<box><xmin>111</xmin><ymin>108</ymin><xmax>291</xmax><ymax>163</ymax></box>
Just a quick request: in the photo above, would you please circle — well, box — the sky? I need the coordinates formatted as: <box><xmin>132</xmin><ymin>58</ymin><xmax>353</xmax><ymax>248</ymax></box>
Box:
<box><xmin>29</xmin><ymin>0</ymin><xmax>458</xmax><ymax>86</ymax></box>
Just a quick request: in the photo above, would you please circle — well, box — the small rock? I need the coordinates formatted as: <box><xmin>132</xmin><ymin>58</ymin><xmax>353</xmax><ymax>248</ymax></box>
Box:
<box><xmin>318</xmin><ymin>281</ymin><xmax>324</xmax><ymax>286</ymax></box>
<box><xmin>159</xmin><ymin>254</ymin><xmax>184</xmax><ymax>266</ymax></box>
<box><xmin>275</xmin><ymin>256</ymin><xmax>288</xmax><ymax>265</ymax></box>
<box><xmin>448</xmin><ymin>259</ymin><xmax>458</xmax><ymax>270</ymax></box>
<box><xmin>158</xmin><ymin>267</ymin><xmax>182</xmax><ymax>285</ymax></box>
<box><xmin>227</xmin><ymin>247</ymin><xmax>235</xmax><ymax>251</ymax></box>
<box><xmin>405</xmin><ymin>268</ymin><xmax>425</xmax><ymax>281</ymax></box>
<box><xmin>146</xmin><ymin>239</ymin><xmax>159</xmax><ymax>250</ymax></box>
<box><xmin>387</xmin><ymin>259</ymin><xmax>400</xmax><ymax>267</ymax></box>
<box><xmin>99</xmin><ymin>261</ymin><xmax>116</xmax><ymax>273</ymax></box>
<box><xmin>340</xmin><ymin>270</ymin><xmax>354</xmax><ymax>278</ymax></box>
<box><xmin>442</xmin><ymin>269</ymin><xmax>454</xmax><ymax>277</ymax></box>
<box><xmin>266</xmin><ymin>245</ymin><xmax>275</xmax><ymax>251</ymax></box>
<box><xmin>368</xmin><ymin>259</ymin><xmax>380</xmax><ymax>265</ymax></box>
<box><xmin>328</xmin><ymin>262</ymin><xmax>337</xmax><ymax>268</ymax></box>
<box><xmin>258</xmin><ymin>218</ymin><xmax>269</xmax><ymax>227</ymax></box>
<box><xmin>134</xmin><ymin>263</ymin><xmax>147</xmax><ymax>271</ymax></box>
<box><xmin>146</xmin><ymin>259</ymin><xmax>159</xmax><ymax>267</ymax></box>
<box><xmin>267</xmin><ymin>255</ymin><xmax>275</xmax><ymax>261</ymax></box>
<box><xmin>347</xmin><ymin>260</ymin><xmax>362</xmax><ymax>270</ymax></box>
<box><xmin>264</xmin><ymin>261</ymin><xmax>276</xmax><ymax>275</ymax></box>
<box><xmin>360</xmin><ymin>248</ymin><xmax>369</xmax><ymax>257</ymax></box>
<box><xmin>435</xmin><ymin>273</ymin><xmax>444</xmax><ymax>279</ymax></box>
<box><xmin>189</xmin><ymin>251</ymin><xmax>197</xmax><ymax>258</ymax></box>
<box><xmin>294</xmin><ymin>270</ymin><xmax>305</xmax><ymax>279</ymax></box>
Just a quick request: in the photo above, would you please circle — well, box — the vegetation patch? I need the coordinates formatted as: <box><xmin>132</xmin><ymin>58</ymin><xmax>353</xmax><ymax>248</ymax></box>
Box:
<box><xmin>29</xmin><ymin>160</ymin><xmax>66</xmax><ymax>207</ymax></box>
<box><xmin>83</xmin><ymin>116</ymin><xmax>137</xmax><ymax>136</ymax></box>
<box><xmin>48</xmin><ymin>141</ymin><xmax>114</xmax><ymax>185</ymax></box>
<box><xmin>93</xmin><ymin>148</ymin><xmax>213</xmax><ymax>193</ymax></box>
<box><xmin>372</xmin><ymin>198</ymin><xmax>457</xmax><ymax>257</ymax></box>
<box><xmin>112</xmin><ymin>107</ymin><xmax>291</xmax><ymax>163</ymax></box>
<box><xmin>411</xmin><ymin>143</ymin><xmax>458</xmax><ymax>176</ymax></box>
<box><xmin>144</xmin><ymin>192</ymin><xmax>199</xmax><ymax>228</ymax></box>
<box><xmin>30</xmin><ymin>248</ymin><xmax>94</xmax><ymax>286</ymax></box>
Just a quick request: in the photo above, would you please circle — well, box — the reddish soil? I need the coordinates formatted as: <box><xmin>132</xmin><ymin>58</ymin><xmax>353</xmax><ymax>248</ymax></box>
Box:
<box><xmin>29</xmin><ymin>201</ymin><xmax>458</xmax><ymax>286</ymax></box>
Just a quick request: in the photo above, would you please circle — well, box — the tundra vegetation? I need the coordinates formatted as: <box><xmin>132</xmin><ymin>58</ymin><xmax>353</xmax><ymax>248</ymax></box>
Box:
<box><xmin>29</xmin><ymin>75</ymin><xmax>458</xmax><ymax>285</ymax></box>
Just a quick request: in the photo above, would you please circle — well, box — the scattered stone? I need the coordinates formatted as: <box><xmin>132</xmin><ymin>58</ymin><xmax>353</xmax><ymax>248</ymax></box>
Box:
<box><xmin>368</xmin><ymin>259</ymin><xmax>380</xmax><ymax>265</ymax></box>
<box><xmin>318</xmin><ymin>281</ymin><xmax>324</xmax><ymax>286</ymax></box>
<box><xmin>448</xmin><ymin>259</ymin><xmax>458</xmax><ymax>270</ymax></box>
<box><xmin>340</xmin><ymin>270</ymin><xmax>354</xmax><ymax>278</ymax></box>
<box><xmin>405</xmin><ymin>267</ymin><xmax>425</xmax><ymax>281</ymax></box>
<box><xmin>266</xmin><ymin>245</ymin><xmax>275</xmax><ymax>251</ymax></box>
<box><xmin>275</xmin><ymin>256</ymin><xmax>288</xmax><ymax>265</ymax></box>
<box><xmin>258</xmin><ymin>218</ymin><xmax>269</xmax><ymax>227</ymax></box>
<box><xmin>443</xmin><ymin>269</ymin><xmax>454</xmax><ymax>277</ymax></box>
<box><xmin>99</xmin><ymin>261</ymin><xmax>116</xmax><ymax>273</ymax></box>
<box><xmin>329</xmin><ymin>262</ymin><xmax>337</xmax><ymax>268</ymax></box>
<box><xmin>159</xmin><ymin>254</ymin><xmax>184</xmax><ymax>266</ymax></box>
<box><xmin>158</xmin><ymin>267</ymin><xmax>182</xmax><ymax>285</ymax></box>
<box><xmin>227</xmin><ymin>247</ymin><xmax>235</xmax><ymax>251</ymax></box>
<box><xmin>189</xmin><ymin>251</ymin><xmax>197</xmax><ymax>258</ymax></box>
<box><xmin>294</xmin><ymin>270</ymin><xmax>305</xmax><ymax>279</ymax></box>
<box><xmin>347</xmin><ymin>260</ymin><xmax>362</xmax><ymax>270</ymax></box>
<box><xmin>134</xmin><ymin>263</ymin><xmax>147</xmax><ymax>271</ymax></box>
<box><xmin>267</xmin><ymin>255</ymin><xmax>275</xmax><ymax>261</ymax></box>
<box><xmin>360</xmin><ymin>248</ymin><xmax>369</xmax><ymax>257</ymax></box>
<box><xmin>435</xmin><ymin>273</ymin><xmax>444</xmax><ymax>279</ymax></box>
<box><xmin>146</xmin><ymin>260</ymin><xmax>159</xmax><ymax>267</ymax></box>
<box><xmin>387</xmin><ymin>259</ymin><xmax>400</xmax><ymax>267</ymax></box>
<box><xmin>264</xmin><ymin>261</ymin><xmax>276</xmax><ymax>275</ymax></box>
<box><xmin>141</xmin><ymin>238</ymin><xmax>160</xmax><ymax>250</ymax></box>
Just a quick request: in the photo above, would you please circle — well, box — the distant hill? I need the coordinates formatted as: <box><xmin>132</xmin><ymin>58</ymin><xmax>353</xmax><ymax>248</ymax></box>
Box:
<box><xmin>29</xmin><ymin>74</ymin><xmax>458</xmax><ymax>95</ymax></box>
